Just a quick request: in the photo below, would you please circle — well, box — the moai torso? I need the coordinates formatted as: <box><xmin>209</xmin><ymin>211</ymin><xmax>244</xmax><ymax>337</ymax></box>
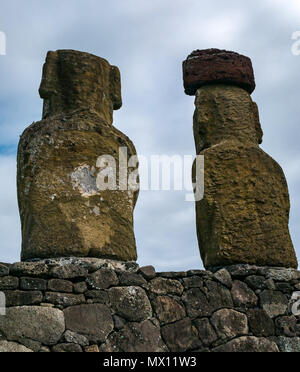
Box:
<box><xmin>183</xmin><ymin>49</ymin><xmax>298</xmax><ymax>269</ymax></box>
<box><xmin>18</xmin><ymin>50</ymin><xmax>139</xmax><ymax>261</ymax></box>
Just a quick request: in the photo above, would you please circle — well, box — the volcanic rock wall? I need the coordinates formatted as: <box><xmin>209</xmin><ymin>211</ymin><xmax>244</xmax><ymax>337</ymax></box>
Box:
<box><xmin>0</xmin><ymin>259</ymin><xmax>299</xmax><ymax>352</ymax></box>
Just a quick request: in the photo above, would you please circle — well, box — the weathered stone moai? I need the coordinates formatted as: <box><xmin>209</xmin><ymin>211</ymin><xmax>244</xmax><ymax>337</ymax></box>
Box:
<box><xmin>18</xmin><ymin>50</ymin><xmax>139</xmax><ymax>261</ymax></box>
<box><xmin>183</xmin><ymin>48</ymin><xmax>298</xmax><ymax>269</ymax></box>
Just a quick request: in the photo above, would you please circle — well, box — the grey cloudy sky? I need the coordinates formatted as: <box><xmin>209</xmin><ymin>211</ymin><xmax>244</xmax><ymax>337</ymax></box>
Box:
<box><xmin>0</xmin><ymin>0</ymin><xmax>299</xmax><ymax>271</ymax></box>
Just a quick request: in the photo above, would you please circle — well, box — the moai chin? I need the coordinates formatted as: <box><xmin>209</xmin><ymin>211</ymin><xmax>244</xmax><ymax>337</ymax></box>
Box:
<box><xmin>183</xmin><ymin>48</ymin><xmax>298</xmax><ymax>269</ymax></box>
<box><xmin>18</xmin><ymin>50</ymin><xmax>139</xmax><ymax>261</ymax></box>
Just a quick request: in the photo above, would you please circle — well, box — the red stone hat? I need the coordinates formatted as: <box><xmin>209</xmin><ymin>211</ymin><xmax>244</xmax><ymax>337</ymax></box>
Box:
<box><xmin>183</xmin><ymin>48</ymin><xmax>255</xmax><ymax>95</ymax></box>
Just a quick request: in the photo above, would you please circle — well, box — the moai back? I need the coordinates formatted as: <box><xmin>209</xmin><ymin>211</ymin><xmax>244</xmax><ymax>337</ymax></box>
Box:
<box><xmin>17</xmin><ymin>50</ymin><xmax>139</xmax><ymax>261</ymax></box>
<box><xmin>183</xmin><ymin>49</ymin><xmax>298</xmax><ymax>269</ymax></box>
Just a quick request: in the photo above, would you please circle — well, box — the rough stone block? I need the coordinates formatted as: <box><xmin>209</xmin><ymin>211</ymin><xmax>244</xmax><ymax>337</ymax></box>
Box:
<box><xmin>64</xmin><ymin>303</ymin><xmax>113</xmax><ymax>343</ymax></box>
<box><xmin>153</xmin><ymin>296</ymin><xmax>186</xmax><ymax>324</ymax></box>
<box><xmin>212</xmin><ymin>336</ymin><xmax>279</xmax><ymax>352</ymax></box>
<box><xmin>20</xmin><ymin>277</ymin><xmax>47</xmax><ymax>291</ymax></box>
<box><xmin>48</xmin><ymin>279</ymin><xmax>73</xmax><ymax>293</ymax></box>
<box><xmin>109</xmin><ymin>286</ymin><xmax>152</xmax><ymax>321</ymax></box>
<box><xmin>4</xmin><ymin>290</ymin><xmax>43</xmax><ymax>306</ymax></box>
<box><xmin>0</xmin><ymin>306</ymin><xmax>65</xmax><ymax>345</ymax></box>
<box><xmin>211</xmin><ymin>309</ymin><xmax>248</xmax><ymax>340</ymax></box>
<box><xmin>259</xmin><ymin>290</ymin><xmax>288</xmax><ymax>318</ymax></box>
<box><xmin>0</xmin><ymin>276</ymin><xmax>19</xmax><ymax>290</ymax></box>
<box><xmin>247</xmin><ymin>309</ymin><xmax>275</xmax><ymax>337</ymax></box>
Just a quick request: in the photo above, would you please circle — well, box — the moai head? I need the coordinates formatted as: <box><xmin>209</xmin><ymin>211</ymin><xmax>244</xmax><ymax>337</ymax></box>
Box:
<box><xmin>183</xmin><ymin>49</ymin><xmax>263</xmax><ymax>153</ymax></box>
<box><xmin>39</xmin><ymin>50</ymin><xmax>122</xmax><ymax>124</ymax></box>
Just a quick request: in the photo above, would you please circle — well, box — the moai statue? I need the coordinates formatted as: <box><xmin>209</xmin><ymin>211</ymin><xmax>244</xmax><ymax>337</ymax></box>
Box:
<box><xmin>17</xmin><ymin>50</ymin><xmax>139</xmax><ymax>261</ymax></box>
<box><xmin>183</xmin><ymin>49</ymin><xmax>298</xmax><ymax>269</ymax></box>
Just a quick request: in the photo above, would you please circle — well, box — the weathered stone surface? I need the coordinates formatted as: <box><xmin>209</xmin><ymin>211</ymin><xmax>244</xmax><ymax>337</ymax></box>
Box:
<box><xmin>248</xmin><ymin>309</ymin><xmax>275</xmax><ymax>337</ymax></box>
<box><xmin>276</xmin><ymin>282</ymin><xmax>293</xmax><ymax>294</ymax></box>
<box><xmin>182</xmin><ymin>288</ymin><xmax>212</xmax><ymax>318</ymax></box>
<box><xmin>48</xmin><ymin>279</ymin><xmax>73</xmax><ymax>293</ymax></box>
<box><xmin>275</xmin><ymin>316</ymin><xmax>298</xmax><ymax>337</ymax></box>
<box><xmin>231</xmin><ymin>281</ymin><xmax>258</xmax><ymax>308</ymax></box>
<box><xmin>0</xmin><ymin>276</ymin><xmax>19</xmax><ymax>290</ymax></box>
<box><xmin>86</xmin><ymin>268</ymin><xmax>118</xmax><ymax>289</ymax></box>
<box><xmin>206</xmin><ymin>280</ymin><xmax>234</xmax><ymax>310</ymax></box>
<box><xmin>0</xmin><ymin>306</ymin><xmax>65</xmax><ymax>345</ymax></box>
<box><xmin>45</xmin><ymin>292</ymin><xmax>85</xmax><ymax>307</ymax></box>
<box><xmin>32</xmin><ymin>257</ymin><xmax>139</xmax><ymax>274</ymax></box>
<box><xmin>266</xmin><ymin>268</ymin><xmax>300</xmax><ymax>282</ymax></box>
<box><xmin>265</xmin><ymin>279</ymin><xmax>276</xmax><ymax>290</ymax></box>
<box><xmin>109</xmin><ymin>286</ymin><xmax>152</xmax><ymax>321</ymax></box>
<box><xmin>4</xmin><ymin>290</ymin><xmax>43</xmax><ymax>306</ymax></box>
<box><xmin>245</xmin><ymin>276</ymin><xmax>267</xmax><ymax>291</ymax></box>
<box><xmin>190</xmin><ymin>83</ymin><xmax>297</xmax><ymax>269</ymax></box>
<box><xmin>64</xmin><ymin>304</ymin><xmax>113</xmax><ymax>343</ymax></box>
<box><xmin>259</xmin><ymin>290</ymin><xmax>288</xmax><ymax>318</ymax></box>
<box><xmin>158</xmin><ymin>271</ymin><xmax>187</xmax><ymax>278</ymax></box>
<box><xmin>153</xmin><ymin>296</ymin><xmax>186</xmax><ymax>324</ymax></box>
<box><xmin>193</xmin><ymin>318</ymin><xmax>217</xmax><ymax>347</ymax></box>
<box><xmin>52</xmin><ymin>343</ymin><xmax>82</xmax><ymax>352</ymax></box>
<box><xmin>226</xmin><ymin>264</ymin><xmax>263</xmax><ymax>278</ymax></box>
<box><xmin>63</xmin><ymin>330</ymin><xmax>89</xmax><ymax>346</ymax></box>
<box><xmin>73</xmin><ymin>281</ymin><xmax>88</xmax><ymax>294</ymax></box>
<box><xmin>0</xmin><ymin>264</ymin><xmax>9</xmax><ymax>277</ymax></box>
<box><xmin>212</xmin><ymin>336</ymin><xmax>279</xmax><ymax>352</ymax></box>
<box><xmin>213</xmin><ymin>269</ymin><xmax>232</xmax><ymax>289</ymax></box>
<box><xmin>277</xmin><ymin>337</ymin><xmax>300</xmax><ymax>352</ymax></box>
<box><xmin>9</xmin><ymin>262</ymin><xmax>49</xmax><ymax>277</ymax></box>
<box><xmin>49</xmin><ymin>264</ymin><xmax>88</xmax><ymax>279</ymax></box>
<box><xmin>85</xmin><ymin>345</ymin><xmax>100</xmax><ymax>352</ymax></box>
<box><xmin>187</xmin><ymin>269</ymin><xmax>210</xmax><ymax>277</ymax></box>
<box><xmin>18</xmin><ymin>49</ymin><xmax>139</xmax><ymax>262</ymax></box>
<box><xmin>101</xmin><ymin>320</ymin><xmax>167</xmax><ymax>352</ymax></box>
<box><xmin>149</xmin><ymin>277</ymin><xmax>184</xmax><ymax>295</ymax></box>
<box><xmin>183</xmin><ymin>49</ymin><xmax>256</xmax><ymax>95</ymax></box>
<box><xmin>211</xmin><ymin>309</ymin><xmax>248</xmax><ymax>340</ymax></box>
<box><xmin>113</xmin><ymin>315</ymin><xmax>126</xmax><ymax>330</ymax></box>
<box><xmin>161</xmin><ymin>318</ymin><xmax>195</xmax><ymax>352</ymax></box>
<box><xmin>183</xmin><ymin>276</ymin><xmax>204</xmax><ymax>289</ymax></box>
<box><xmin>39</xmin><ymin>346</ymin><xmax>51</xmax><ymax>352</ymax></box>
<box><xmin>0</xmin><ymin>340</ymin><xmax>33</xmax><ymax>352</ymax></box>
<box><xmin>118</xmin><ymin>272</ymin><xmax>147</xmax><ymax>287</ymax></box>
<box><xmin>20</xmin><ymin>277</ymin><xmax>47</xmax><ymax>291</ymax></box>
<box><xmin>139</xmin><ymin>266</ymin><xmax>156</xmax><ymax>280</ymax></box>
<box><xmin>15</xmin><ymin>338</ymin><xmax>41</xmax><ymax>352</ymax></box>
<box><xmin>85</xmin><ymin>290</ymin><xmax>109</xmax><ymax>304</ymax></box>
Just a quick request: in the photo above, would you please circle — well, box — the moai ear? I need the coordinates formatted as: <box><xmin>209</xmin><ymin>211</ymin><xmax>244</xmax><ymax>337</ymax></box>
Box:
<box><xmin>252</xmin><ymin>101</ymin><xmax>263</xmax><ymax>144</ymax></box>
<box><xmin>109</xmin><ymin>65</ymin><xmax>122</xmax><ymax>110</ymax></box>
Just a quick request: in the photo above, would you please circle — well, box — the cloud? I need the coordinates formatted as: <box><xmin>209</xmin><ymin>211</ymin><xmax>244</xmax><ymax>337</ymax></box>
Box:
<box><xmin>0</xmin><ymin>155</ymin><xmax>21</xmax><ymax>263</ymax></box>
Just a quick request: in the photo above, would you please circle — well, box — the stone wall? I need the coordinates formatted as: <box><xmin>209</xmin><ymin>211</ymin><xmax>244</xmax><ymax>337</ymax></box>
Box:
<box><xmin>0</xmin><ymin>258</ymin><xmax>299</xmax><ymax>352</ymax></box>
